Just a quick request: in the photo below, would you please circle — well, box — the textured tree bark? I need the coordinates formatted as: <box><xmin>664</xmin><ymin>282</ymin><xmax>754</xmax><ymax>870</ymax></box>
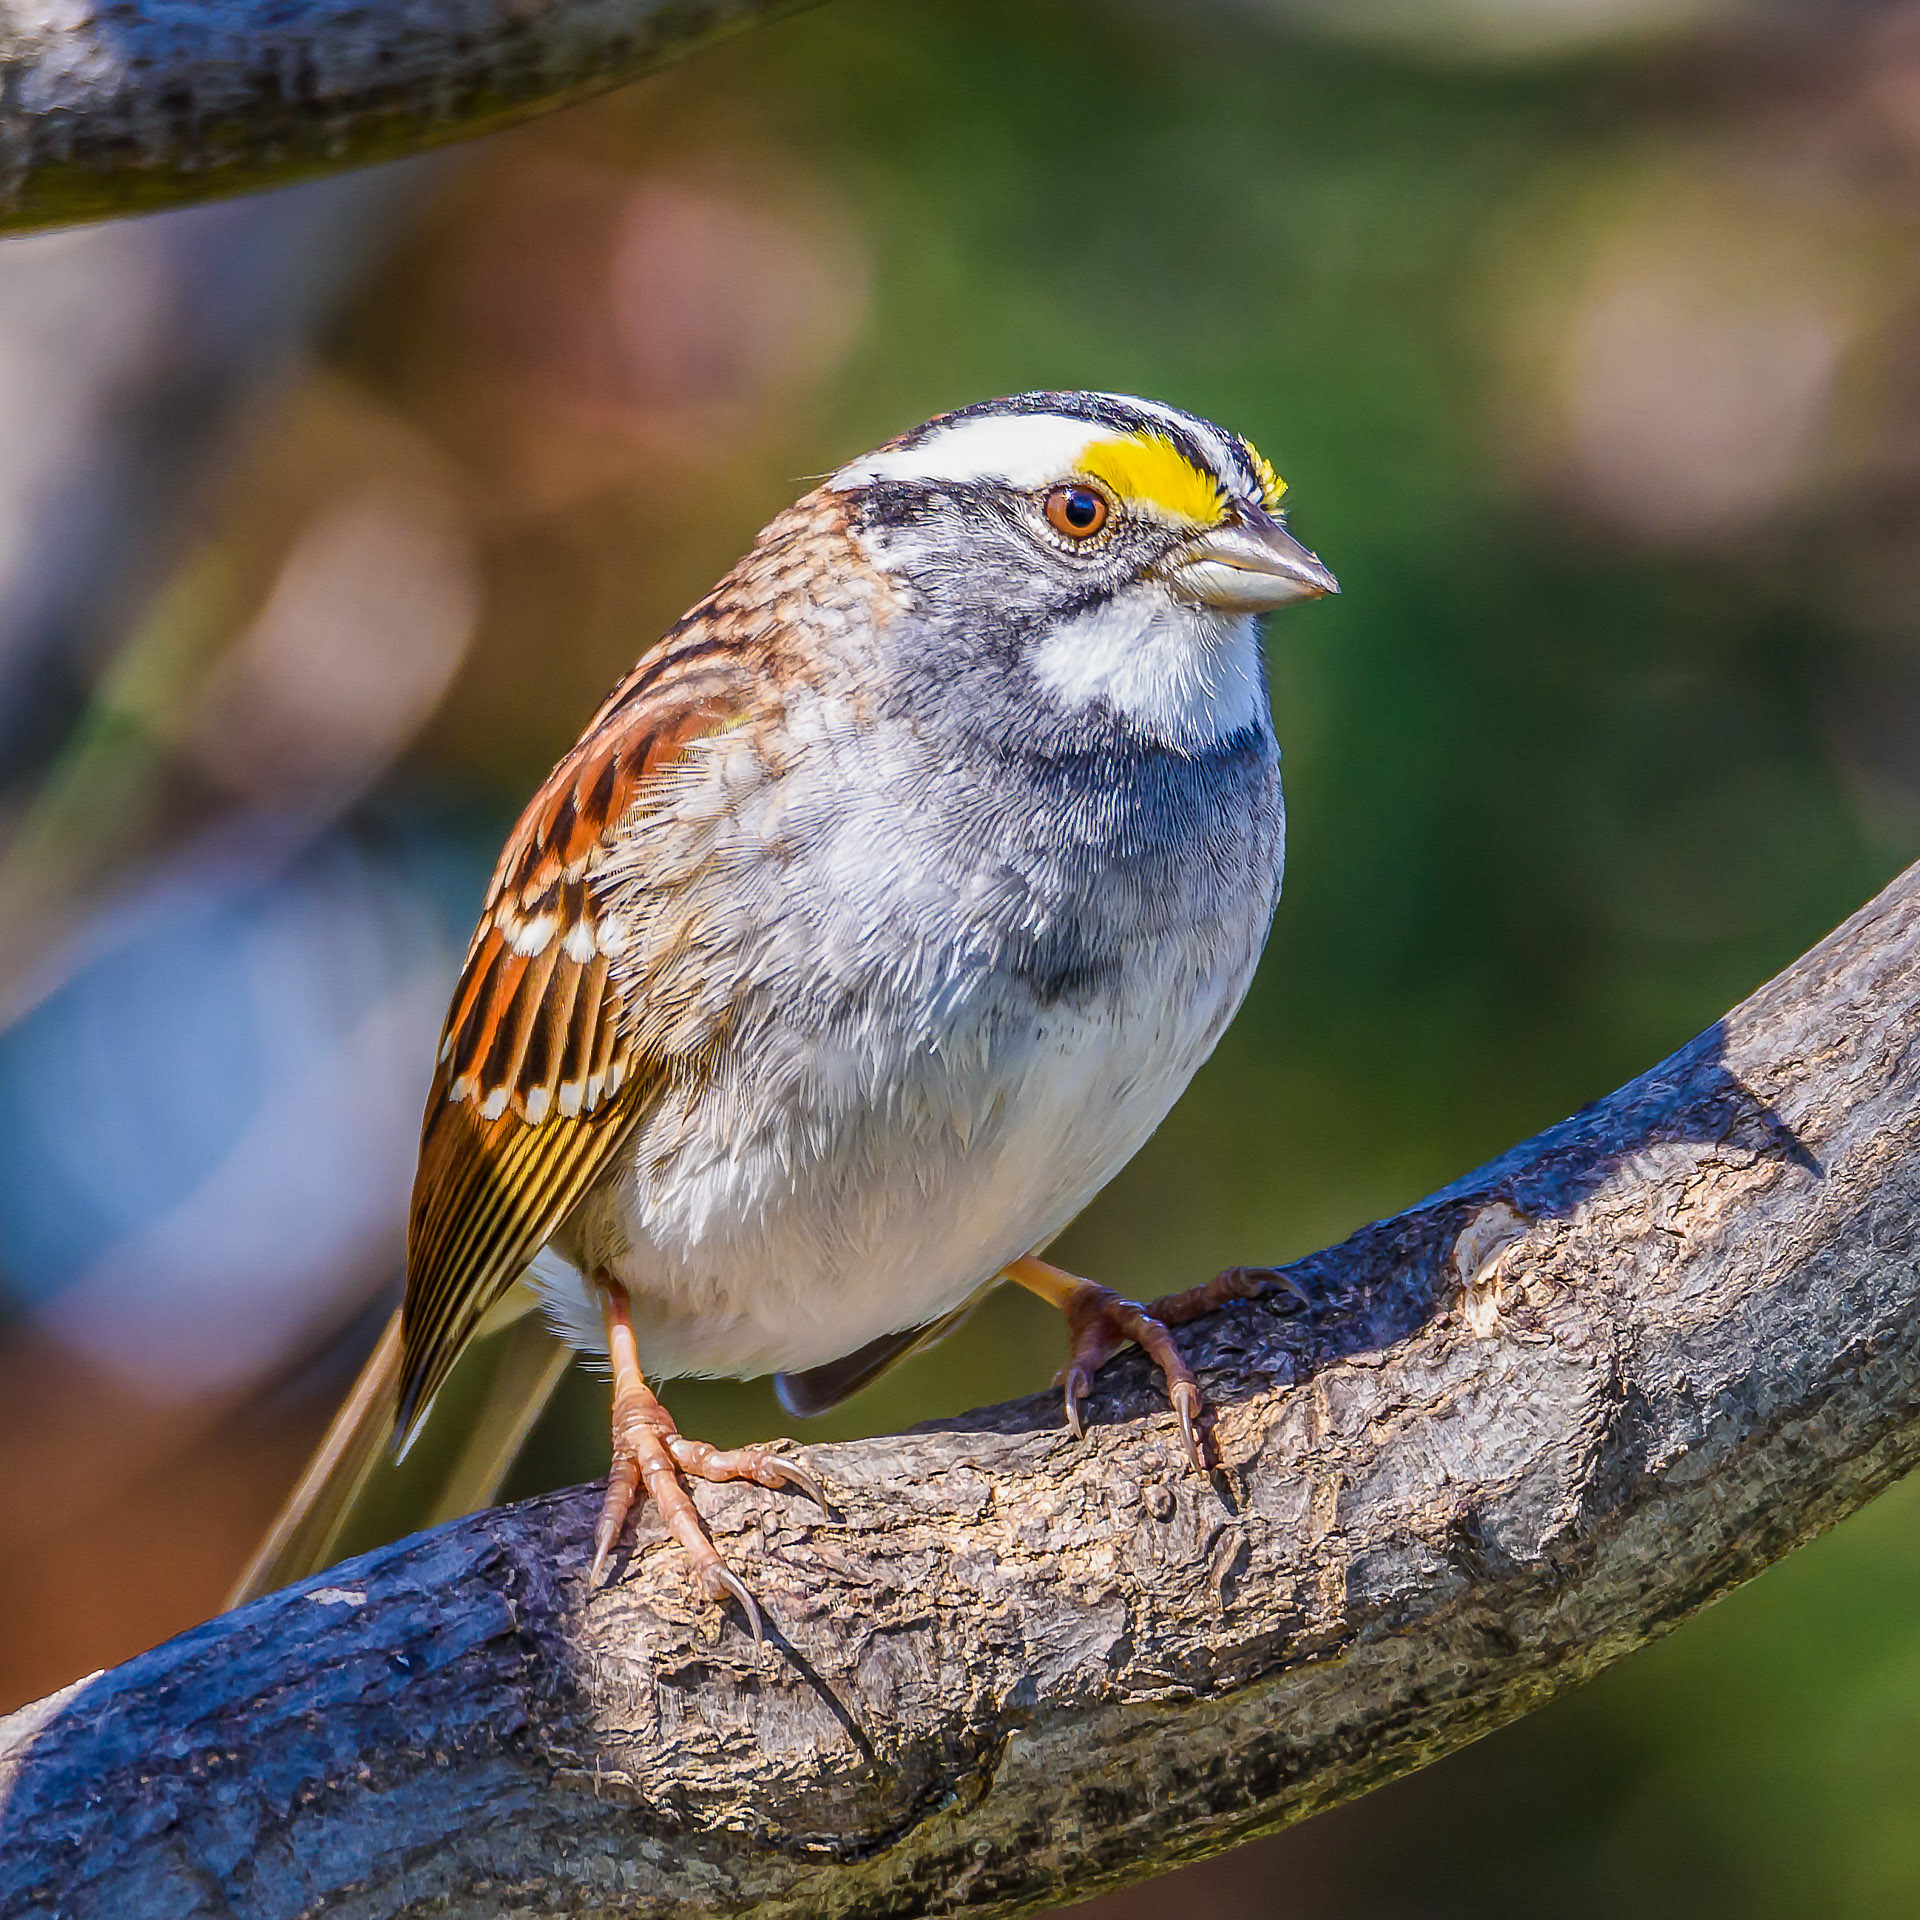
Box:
<box><xmin>4</xmin><ymin>855</ymin><xmax>1920</xmax><ymax>1919</ymax></box>
<box><xmin>0</xmin><ymin>0</ymin><xmax>813</xmax><ymax>235</ymax></box>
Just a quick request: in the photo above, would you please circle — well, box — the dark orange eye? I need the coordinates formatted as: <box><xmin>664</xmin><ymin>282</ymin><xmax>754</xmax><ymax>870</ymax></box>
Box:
<box><xmin>1044</xmin><ymin>483</ymin><xmax>1110</xmax><ymax>540</ymax></box>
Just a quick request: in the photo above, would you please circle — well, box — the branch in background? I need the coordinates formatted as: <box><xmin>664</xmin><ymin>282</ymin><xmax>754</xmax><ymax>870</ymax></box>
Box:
<box><xmin>3</xmin><ymin>857</ymin><xmax>1919</xmax><ymax>1919</ymax></box>
<box><xmin>0</xmin><ymin>0</ymin><xmax>813</xmax><ymax>235</ymax></box>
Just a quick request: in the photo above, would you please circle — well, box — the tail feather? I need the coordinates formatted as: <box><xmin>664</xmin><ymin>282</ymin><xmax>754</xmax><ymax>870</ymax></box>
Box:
<box><xmin>229</xmin><ymin>1311</ymin><xmax>405</xmax><ymax>1608</ymax></box>
<box><xmin>228</xmin><ymin>1305</ymin><xmax>572</xmax><ymax>1609</ymax></box>
<box><xmin>775</xmin><ymin>1297</ymin><xmax>982</xmax><ymax>1417</ymax></box>
<box><xmin>422</xmin><ymin>1311</ymin><xmax>571</xmax><ymax>1528</ymax></box>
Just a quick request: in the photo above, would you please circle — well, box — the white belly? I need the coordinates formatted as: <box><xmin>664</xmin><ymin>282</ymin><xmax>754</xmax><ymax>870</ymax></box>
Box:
<box><xmin>540</xmin><ymin>918</ymin><xmax>1261</xmax><ymax>1379</ymax></box>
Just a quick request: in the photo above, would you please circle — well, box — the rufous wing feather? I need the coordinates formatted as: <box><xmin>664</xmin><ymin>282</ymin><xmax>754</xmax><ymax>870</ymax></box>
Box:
<box><xmin>398</xmin><ymin>646</ymin><xmax>749</xmax><ymax>1441</ymax></box>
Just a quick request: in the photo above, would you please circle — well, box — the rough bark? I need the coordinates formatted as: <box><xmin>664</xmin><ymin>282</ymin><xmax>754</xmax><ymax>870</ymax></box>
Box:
<box><xmin>4</xmin><ymin>856</ymin><xmax>1920</xmax><ymax>1920</ymax></box>
<box><xmin>0</xmin><ymin>0</ymin><xmax>813</xmax><ymax>235</ymax></box>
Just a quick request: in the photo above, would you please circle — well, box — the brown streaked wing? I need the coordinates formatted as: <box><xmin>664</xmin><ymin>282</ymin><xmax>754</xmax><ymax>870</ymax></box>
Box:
<box><xmin>398</xmin><ymin>646</ymin><xmax>748</xmax><ymax>1441</ymax></box>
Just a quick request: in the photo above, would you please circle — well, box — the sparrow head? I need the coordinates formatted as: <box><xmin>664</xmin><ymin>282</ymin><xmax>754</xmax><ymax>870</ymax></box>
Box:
<box><xmin>828</xmin><ymin>390</ymin><xmax>1336</xmax><ymax>747</ymax></box>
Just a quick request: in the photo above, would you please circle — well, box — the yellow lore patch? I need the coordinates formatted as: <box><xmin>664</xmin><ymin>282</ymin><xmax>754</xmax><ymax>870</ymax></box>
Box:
<box><xmin>1078</xmin><ymin>432</ymin><xmax>1229</xmax><ymax>528</ymax></box>
<box><xmin>1246</xmin><ymin>444</ymin><xmax>1288</xmax><ymax>510</ymax></box>
<box><xmin>1076</xmin><ymin>429</ymin><xmax>1288</xmax><ymax>523</ymax></box>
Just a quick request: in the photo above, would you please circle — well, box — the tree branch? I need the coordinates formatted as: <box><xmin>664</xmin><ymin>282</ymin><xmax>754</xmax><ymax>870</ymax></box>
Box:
<box><xmin>0</xmin><ymin>0</ymin><xmax>813</xmax><ymax>235</ymax></box>
<box><xmin>6</xmin><ymin>858</ymin><xmax>1920</xmax><ymax>1919</ymax></box>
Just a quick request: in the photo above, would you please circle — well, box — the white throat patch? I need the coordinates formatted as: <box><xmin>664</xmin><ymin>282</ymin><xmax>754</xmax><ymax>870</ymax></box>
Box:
<box><xmin>1029</xmin><ymin>593</ymin><xmax>1268</xmax><ymax>748</ymax></box>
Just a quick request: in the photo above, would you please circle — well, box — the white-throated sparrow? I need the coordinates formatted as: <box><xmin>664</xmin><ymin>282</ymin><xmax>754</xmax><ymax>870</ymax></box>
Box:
<box><xmin>235</xmin><ymin>391</ymin><xmax>1336</xmax><ymax>1633</ymax></box>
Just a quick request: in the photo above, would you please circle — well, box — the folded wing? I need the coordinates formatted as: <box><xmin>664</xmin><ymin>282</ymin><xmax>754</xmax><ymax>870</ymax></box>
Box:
<box><xmin>399</xmin><ymin>643</ymin><xmax>748</xmax><ymax>1440</ymax></box>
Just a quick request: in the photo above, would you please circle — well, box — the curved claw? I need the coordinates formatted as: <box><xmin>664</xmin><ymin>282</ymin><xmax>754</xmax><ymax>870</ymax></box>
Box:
<box><xmin>1062</xmin><ymin>1365</ymin><xmax>1090</xmax><ymax>1441</ymax></box>
<box><xmin>1171</xmin><ymin>1380</ymin><xmax>1208</xmax><ymax>1473</ymax></box>
<box><xmin>769</xmin><ymin>1453</ymin><xmax>831</xmax><ymax>1512</ymax></box>
<box><xmin>705</xmin><ymin>1561</ymin><xmax>765</xmax><ymax>1651</ymax></box>
<box><xmin>589</xmin><ymin>1531</ymin><xmax>616</xmax><ymax>1589</ymax></box>
<box><xmin>590</xmin><ymin>1450</ymin><xmax>642</xmax><ymax>1588</ymax></box>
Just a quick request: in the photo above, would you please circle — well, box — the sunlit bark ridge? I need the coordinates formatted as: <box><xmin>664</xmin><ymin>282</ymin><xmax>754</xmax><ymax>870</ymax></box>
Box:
<box><xmin>0</xmin><ymin>0</ymin><xmax>814</xmax><ymax>233</ymax></box>
<box><xmin>2</xmin><ymin>852</ymin><xmax>1918</xmax><ymax>1917</ymax></box>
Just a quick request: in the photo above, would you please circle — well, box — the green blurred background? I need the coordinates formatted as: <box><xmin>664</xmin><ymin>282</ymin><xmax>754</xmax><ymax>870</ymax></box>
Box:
<box><xmin>5</xmin><ymin>0</ymin><xmax>1920</xmax><ymax>1912</ymax></box>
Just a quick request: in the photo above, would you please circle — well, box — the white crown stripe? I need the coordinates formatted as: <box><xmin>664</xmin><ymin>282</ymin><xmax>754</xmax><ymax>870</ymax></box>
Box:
<box><xmin>830</xmin><ymin>393</ymin><xmax>1266</xmax><ymax>504</ymax></box>
<box><xmin>831</xmin><ymin>412</ymin><xmax>1108</xmax><ymax>492</ymax></box>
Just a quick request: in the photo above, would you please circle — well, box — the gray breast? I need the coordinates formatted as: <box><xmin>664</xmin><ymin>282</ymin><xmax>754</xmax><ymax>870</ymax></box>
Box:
<box><xmin>596</xmin><ymin>676</ymin><xmax>1283</xmax><ymax>1106</ymax></box>
<box><xmin>851</xmin><ymin>665</ymin><xmax>1283</xmax><ymax>1016</ymax></box>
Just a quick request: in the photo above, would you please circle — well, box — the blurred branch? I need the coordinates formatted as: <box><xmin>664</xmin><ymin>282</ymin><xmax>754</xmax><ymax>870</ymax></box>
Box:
<box><xmin>6</xmin><ymin>857</ymin><xmax>1920</xmax><ymax>1918</ymax></box>
<box><xmin>0</xmin><ymin>0</ymin><xmax>813</xmax><ymax>234</ymax></box>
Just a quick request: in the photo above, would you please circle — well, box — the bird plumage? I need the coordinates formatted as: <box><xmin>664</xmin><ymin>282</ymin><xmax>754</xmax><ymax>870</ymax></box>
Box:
<box><xmin>235</xmin><ymin>390</ymin><xmax>1335</xmax><ymax>1613</ymax></box>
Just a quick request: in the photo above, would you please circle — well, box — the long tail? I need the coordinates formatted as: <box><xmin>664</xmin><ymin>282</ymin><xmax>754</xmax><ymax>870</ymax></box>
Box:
<box><xmin>228</xmin><ymin>1305</ymin><xmax>571</xmax><ymax>1608</ymax></box>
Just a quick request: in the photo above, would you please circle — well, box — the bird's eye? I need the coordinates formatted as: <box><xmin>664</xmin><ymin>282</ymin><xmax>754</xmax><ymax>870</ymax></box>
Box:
<box><xmin>1044</xmin><ymin>484</ymin><xmax>1111</xmax><ymax>540</ymax></box>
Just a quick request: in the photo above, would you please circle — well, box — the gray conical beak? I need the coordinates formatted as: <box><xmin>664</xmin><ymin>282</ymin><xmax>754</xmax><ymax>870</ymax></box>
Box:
<box><xmin>1165</xmin><ymin>507</ymin><xmax>1339</xmax><ymax>612</ymax></box>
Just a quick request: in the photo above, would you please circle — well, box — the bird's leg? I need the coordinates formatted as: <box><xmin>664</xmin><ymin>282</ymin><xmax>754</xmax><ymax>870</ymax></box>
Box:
<box><xmin>1006</xmin><ymin>1254</ymin><xmax>1279</xmax><ymax>1472</ymax></box>
<box><xmin>591</xmin><ymin>1278</ymin><xmax>825</xmax><ymax>1644</ymax></box>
